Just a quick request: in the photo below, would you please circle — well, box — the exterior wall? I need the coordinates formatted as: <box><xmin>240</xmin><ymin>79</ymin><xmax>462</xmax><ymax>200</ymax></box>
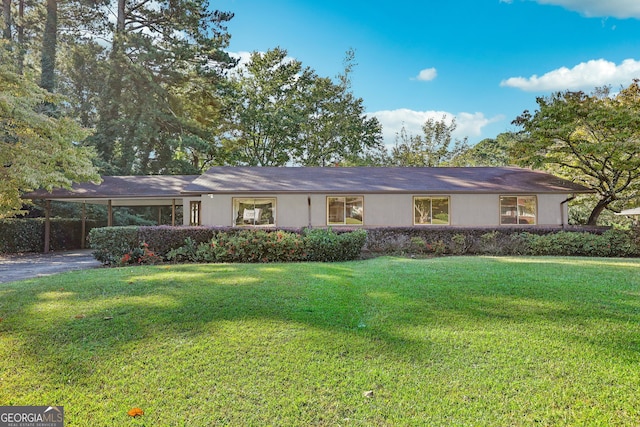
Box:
<box><xmin>187</xmin><ymin>192</ymin><xmax>571</xmax><ymax>228</ymax></box>
<box><xmin>182</xmin><ymin>197</ymin><xmax>202</xmax><ymax>226</ymax></box>
<box><xmin>538</xmin><ymin>193</ymin><xmax>569</xmax><ymax>226</ymax></box>
<box><xmin>451</xmin><ymin>194</ymin><xmax>499</xmax><ymax>226</ymax></box>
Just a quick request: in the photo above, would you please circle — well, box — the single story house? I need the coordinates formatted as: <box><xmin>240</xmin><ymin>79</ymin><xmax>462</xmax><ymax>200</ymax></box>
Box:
<box><xmin>180</xmin><ymin>167</ymin><xmax>590</xmax><ymax>228</ymax></box>
<box><xmin>27</xmin><ymin>167</ymin><xmax>592</xmax><ymax>250</ymax></box>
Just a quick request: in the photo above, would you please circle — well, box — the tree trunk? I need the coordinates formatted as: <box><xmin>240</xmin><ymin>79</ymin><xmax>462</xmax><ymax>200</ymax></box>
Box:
<box><xmin>117</xmin><ymin>0</ymin><xmax>124</xmax><ymax>32</ymax></box>
<box><xmin>40</xmin><ymin>0</ymin><xmax>57</xmax><ymax>92</ymax></box>
<box><xmin>94</xmin><ymin>0</ymin><xmax>125</xmax><ymax>165</ymax></box>
<box><xmin>587</xmin><ymin>198</ymin><xmax>610</xmax><ymax>226</ymax></box>
<box><xmin>16</xmin><ymin>0</ymin><xmax>23</xmax><ymax>74</ymax></box>
<box><xmin>2</xmin><ymin>0</ymin><xmax>11</xmax><ymax>40</ymax></box>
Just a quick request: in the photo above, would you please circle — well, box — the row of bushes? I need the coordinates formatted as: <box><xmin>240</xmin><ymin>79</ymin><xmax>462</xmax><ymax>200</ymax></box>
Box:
<box><xmin>0</xmin><ymin>218</ymin><xmax>96</xmax><ymax>253</ymax></box>
<box><xmin>366</xmin><ymin>227</ymin><xmax>640</xmax><ymax>257</ymax></box>
<box><xmin>88</xmin><ymin>225</ymin><xmax>640</xmax><ymax>266</ymax></box>
<box><xmin>89</xmin><ymin>226</ymin><xmax>367</xmax><ymax>265</ymax></box>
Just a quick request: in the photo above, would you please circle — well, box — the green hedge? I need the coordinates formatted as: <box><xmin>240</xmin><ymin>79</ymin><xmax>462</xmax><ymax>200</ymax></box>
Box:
<box><xmin>89</xmin><ymin>226</ymin><xmax>141</xmax><ymax>264</ymax></box>
<box><xmin>0</xmin><ymin>218</ymin><xmax>95</xmax><ymax>253</ymax></box>
<box><xmin>526</xmin><ymin>229</ymin><xmax>639</xmax><ymax>257</ymax></box>
<box><xmin>167</xmin><ymin>229</ymin><xmax>308</xmax><ymax>263</ymax></box>
<box><xmin>303</xmin><ymin>228</ymin><xmax>368</xmax><ymax>262</ymax></box>
<box><xmin>89</xmin><ymin>226</ymin><xmax>368</xmax><ymax>265</ymax></box>
<box><xmin>89</xmin><ymin>225</ymin><xmax>639</xmax><ymax>265</ymax></box>
<box><xmin>365</xmin><ymin>227</ymin><xmax>639</xmax><ymax>257</ymax></box>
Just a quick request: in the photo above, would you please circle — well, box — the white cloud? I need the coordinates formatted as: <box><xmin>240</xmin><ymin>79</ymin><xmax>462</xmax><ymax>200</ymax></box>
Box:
<box><xmin>534</xmin><ymin>0</ymin><xmax>640</xmax><ymax>19</ymax></box>
<box><xmin>368</xmin><ymin>109</ymin><xmax>503</xmax><ymax>147</ymax></box>
<box><xmin>500</xmin><ymin>58</ymin><xmax>640</xmax><ymax>91</ymax></box>
<box><xmin>229</xmin><ymin>51</ymin><xmax>253</xmax><ymax>67</ymax></box>
<box><xmin>415</xmin><ymin>68</ymin><xmax>437</xmax><ymax>81</ymax></box>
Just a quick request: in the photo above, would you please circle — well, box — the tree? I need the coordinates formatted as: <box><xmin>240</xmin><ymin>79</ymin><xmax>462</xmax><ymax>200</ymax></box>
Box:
<box><xmin>0</xmin><ymin>62</ymin><xmax>99</xmax><ymax>218</ymax></box>
<box><xmin>512</xmin><ymin>81</ymin><xmax>640</xmax><ymax>225</ymax></box>
<box><xmin>220</xmin><ymin>48</ymin><xmax>314</xmax><ymax>166</ymax></box>
<box><xmin>2</xmin><ymin>0</ymin><xmax>11</xmax><ymax>40</ymax></box>
<box><xmin>1</xmin><ymin>0</ymin><xmax>41</xmax><ymax>75</ymax></box>
<box><xmin>454</xmin><ymin>132</ymin><xmax>519</xmax><ymax>166</ymax></box>
<box><xmin>88</xmin><ymin>0</ymin><xmax>234</xmax><ymax>174</ymax></box>
<box><xmin>390</xmin><ymin>116</ymin><xmax>469</xmax><ymax>166</ymax></box>
<box><xmin>294</xmin><ymin>49</ymin><xmax>383</xmax><ymax>166</ymax></box>
<box><xmin>221</xmin><ymin>48</ymin><xmax>383</xmax><ymax>166</ymax></box>
<box><xmin>40</xmin><ymin>0</ymin><xmax>56</xmax><ymax>92</ymax></box>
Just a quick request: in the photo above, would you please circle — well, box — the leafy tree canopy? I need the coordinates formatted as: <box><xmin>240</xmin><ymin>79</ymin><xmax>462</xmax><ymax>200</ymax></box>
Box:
<box><xmin>0</xmin><ymin>56</ymin><xmax>99</xmax><ymax>218</ymax></box>
<box><xmin>389</xmin><ymin>116</ymin><xmax>469</xmax><ymax>167</ymax></box>
<box><xmin>512</xmin><ymin>80</ymin><xmax>640</xmax><ymax>225</ymax></box>
<box><xmin>454</xmin><ymin>132</ymin><xmax>520</xmax><ymax>167</ymax></box>
<box><xmin>220</xmin><ymin>47</ymin><xmax>383</xmax><ymax>166</ymax></box>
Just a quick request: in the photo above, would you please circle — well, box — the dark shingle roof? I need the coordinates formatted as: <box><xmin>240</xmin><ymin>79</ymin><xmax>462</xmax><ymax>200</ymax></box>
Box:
<box><xmin>24</xmin><ymin>167</ymin><xmax>592</xmax><ymax>202</ymax></box>
<box><xmin>25</xmin><ymin>175</ymin><xmax>200</xmax><ymax>200</ymax></box>
<box><xmin>185</xmin><ymin>167</ymin><xmax>591</xmax><ymax>194</ymax></box>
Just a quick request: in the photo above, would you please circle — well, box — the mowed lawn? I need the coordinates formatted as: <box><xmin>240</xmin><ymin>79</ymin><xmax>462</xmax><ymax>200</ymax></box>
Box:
<box><xmin>1</xmin><ymin>256</ymin><xmax>639</xmax><ymax>426</ymax></box>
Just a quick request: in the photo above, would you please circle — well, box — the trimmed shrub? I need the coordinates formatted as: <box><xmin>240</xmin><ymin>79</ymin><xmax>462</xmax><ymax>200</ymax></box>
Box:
<box><xmin>137</xmin><ymin>225</ymin><xmax>218</xmax><ymax>257</ymax></box>
<box><xmin>119</xmin><ymin>242</ymin><xmax>162</xmax><ymax>266</ymax></box>
<box><xmin>89</xmin><ymin>225</ymin><xmax>638</xmax><ymax>265</ymax></box>
<box><xmin>166</xmin><ymin>228</ymin><xmax>367</xmax><ymax>263</ymax></box>
<box><xmin>89</xmin><ymin>226</ymin><xmax>140</xmax><ymax>265</ymax></box>
<box><xmin>0</xmin><ymin>219</ymin><xmax>42</xmax><ymax>253</ymax></box>
<box><xmin>203</xmin><ymin>229</ymin><xmax>307</xmax><ymax>263</ymax></box>
<box><xmin>0</xmin><ymin>218</ymin><xmax>94</xmax><ymax>253</ymax></box>
<box><xmin>527</xmin><ymin>229</ymin><xmax>639</xmax><ymax>257</ymax></box>
<box><xmin>303</xmin><ymin>228</ymin><xmax>367</xmax><ymax>262</ymax></box>
<box><xmin>363</xmin><ymin>226</ymin><xmax>637</xmax><ymax>258</ymax></box>
<box><xmin>603</xmin><ymin>229</ymin><xmax>640</xmax><ymax>257</ymax></box>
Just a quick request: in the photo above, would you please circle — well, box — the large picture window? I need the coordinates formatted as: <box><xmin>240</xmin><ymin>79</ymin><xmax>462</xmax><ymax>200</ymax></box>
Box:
<box><xmin>233</xmin><ymin>198</ymin><xmax>276</xmax><ymax>226</ymax></box>
<box><xmin>500</xmin><ymin>196</ymin><xmax>537</xmax><ymax>225</ymax></box>
<box><xmin>414</xmin><ymin>197</ymin><xmax>450</xmax><ymax>225</ymax></box>
<box><xmin>327</xmin><ymin>196</ymin><xmax>363</xmax><ymax>225</ymax></box>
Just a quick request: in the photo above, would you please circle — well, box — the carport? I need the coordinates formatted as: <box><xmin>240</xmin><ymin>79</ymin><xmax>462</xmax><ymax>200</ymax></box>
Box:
<box><xmin>24</xmin><ymin>175</ymin><xmax>200</xmax><ymax>252</ymax></box>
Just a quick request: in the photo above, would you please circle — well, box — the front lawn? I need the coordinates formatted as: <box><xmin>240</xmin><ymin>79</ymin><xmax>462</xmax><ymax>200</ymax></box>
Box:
<box><xmin>1</xmin><ymin>256</ymin><xmax>639</xmax><ymax>426</ymax></box>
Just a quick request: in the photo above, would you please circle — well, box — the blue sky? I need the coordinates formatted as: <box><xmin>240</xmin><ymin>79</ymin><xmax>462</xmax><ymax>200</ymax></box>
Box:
<box><xmin>215</xmin><ymin>0</ymin><xmax>640</xmax><ymax>146</ymax></box>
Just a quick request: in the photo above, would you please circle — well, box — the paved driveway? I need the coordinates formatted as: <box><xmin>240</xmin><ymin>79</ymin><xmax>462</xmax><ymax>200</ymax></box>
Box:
<box><xmin>0</xmin><ymin>250</ymin><xmax>102</xmax><ymax>284</ymax></box>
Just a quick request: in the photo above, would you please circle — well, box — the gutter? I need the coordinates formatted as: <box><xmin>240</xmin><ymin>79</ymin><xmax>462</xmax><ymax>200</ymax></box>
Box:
<box><xmin>560</xmin><ymin>195</ymin><xmax>577</xmax><ymax>228</ymax></box>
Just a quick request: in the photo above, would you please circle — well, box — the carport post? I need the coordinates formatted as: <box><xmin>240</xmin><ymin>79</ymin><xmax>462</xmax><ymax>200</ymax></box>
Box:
<box><xmin>81</xmin><ymin>202</ymin><xmax>86</xmax><ymax>249</ymax></box>
<box><xmin>172</xmin><ymin>199</ymin><xmax>176</xmax><ymax>226</ymax></box>
<box><xmin>107</xmin><ymin>199</ymin><xmax>113</xmax><ymax>226</ymax></box>
<box><xmin>44</xmin><ymin>200</ymin><xmax>51</xmax><ymax>253</ymax></box>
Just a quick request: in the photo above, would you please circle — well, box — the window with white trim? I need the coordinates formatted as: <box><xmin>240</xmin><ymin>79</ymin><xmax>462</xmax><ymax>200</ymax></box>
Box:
<box><xmin>327</xmin><ymin>196</ymin><xmax>363</xmax><ymax>225</ymax></box>
<box><xmin>233</xmin><ymin>198</ymin><xmax>276</xmax><ymax>226</ymax></box>
<box><xmin>414</xmin><ymin>197</ymin><xmax>450</xmax><ymax>225</ymax></box>
<box><xmin>500</xmin><ymin>196</ymin><xmax>537</xmax><ymax>225</ymax></box>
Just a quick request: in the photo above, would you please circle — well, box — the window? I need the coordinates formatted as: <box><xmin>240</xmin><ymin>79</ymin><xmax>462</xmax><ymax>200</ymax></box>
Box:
<box><xmin>500</xmin><ymin>196</ymin><xmax>537</xmax><ymax>225</ymax></box>
<box><xmin>233</xmin><ymin>198</ymin><xmax>276</xmax><ymax>226</ymax></box>
<box><xmin>189</xmin><ymin>201</ymin><xmax>201</xmax><ymax>226</ymax></box>
<box><xmin>414</xmin><ymin>197</ymin><xmax>450</xmax><ymax>225</ymax></box>
<box><xmin>327</xmin><ymin>196</ymin><xmax>363</xmax><ymax>225</ymax></box>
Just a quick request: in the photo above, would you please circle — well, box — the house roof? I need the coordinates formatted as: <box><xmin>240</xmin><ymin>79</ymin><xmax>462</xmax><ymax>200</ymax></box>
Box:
<box><xmin>615</xmin><ymin>207</ymin><xmax>640</xmax><ymax>216</ymax></box>
<box><xmin>24</xmin><ymin>175</ymin><xmax>200</xmax><ymax>206</ymax></box>
<box><xmin>185</xmin><ymin>167</ymin><xmax>592</xmax><ymax>194</ymax></box>
<box><xmin>23</xmin><ymin>167</ymin><xmax>592</xmax><ymax>205</ymax></box>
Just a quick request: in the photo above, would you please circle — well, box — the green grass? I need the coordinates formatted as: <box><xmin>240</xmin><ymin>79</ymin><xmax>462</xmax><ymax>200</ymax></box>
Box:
<box><xmin>1</xmin><ymin>256</ymin><xmax>640</xmax><ymax>426</ymax></box>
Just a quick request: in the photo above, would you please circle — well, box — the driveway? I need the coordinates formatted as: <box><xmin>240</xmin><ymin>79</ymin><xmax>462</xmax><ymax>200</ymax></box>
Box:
<box><xmin>0</xmin><ymin>250</ymin><xmax>102</xmax><ymax>284</ymax></box>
